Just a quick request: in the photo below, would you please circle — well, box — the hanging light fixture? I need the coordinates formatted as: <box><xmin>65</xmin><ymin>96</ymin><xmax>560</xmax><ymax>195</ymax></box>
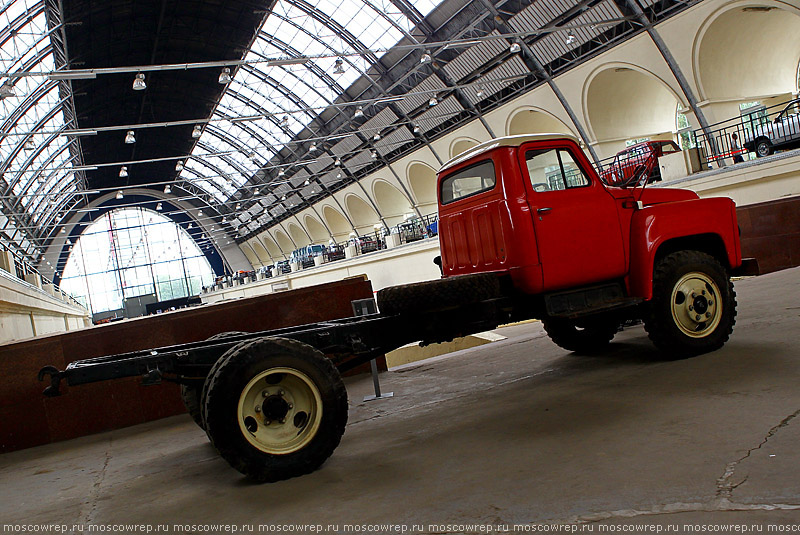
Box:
<box><xmin>191</xmin><ymin>125</ymin><xmax>202</xmax><ymax>138</ymax></box>
<box><xmin>278</xmin><ymin>169</ymin><xmax>285</xmax><ymax>177</ymax></box>
<box><xmin>420</xmin><ymin>51</ymin><xmax>432</xmax><ymax>64</ymax></box>
<box><xmin>188</xmin><ymin>223</ymin><xmax>193</xmax><ymax>229</ymax></box>
<box><xmin>156</xmin><ymin>202</ymin><xmax>163</xmax><ymax>211</ymax></box>
<box><xmin>115</xmin><ymin>190</ymin><xmax>124</xmax><ymax>200</ymax></box>
<box><xmin>24</xmin><ymin>138</ymin><xmax>35</xmax><ymax>151</ymax></box>
<box><xmin>60</xmin><ymin>227</ymin><xmax>66</xmax><ymax>234</ymax></box>
<box><xmin>281</xmin><ymin>194</ymin><xmax>287</xmax><ymax>201</ymax></box>
<box><xmin>198</xmin><ymin>210</ymin><xmax>203</xmax><ymax>216</ymax></box>
<box><xmin>413</xmin><ymin>124</ymin><xmax>421</xmax><ymax>134</ymax></box>
<box><xmin>175</xmin><ymin>161</ymin><xmax>183</xmax><ymax>171</ymax></box>
<box><xmin>124</xmin><ymin>130</ymin><xmax>135</xmax><ymax>144</ymax></box>
<box><xmin>336</xmin><ymin>172</ymin><xmax>342</xmax><ymax>179</ymax></box>
<box><xmin>132</xmin><ymin>73</ymin><xmax>146</xmax><ymax>90</ymax></box>
<box><xmin>280</xmin><ymin>115</ymin><xmax>289</xmax><ymax>127</ymax></box>
<box><xmin>221</xmin><ymin>216</ymin><xmax>227</xmax><ymax>223</ymax></box>
<box><xmin>370</xmin><ymin>150</ymin><xmax>378</xmax><ymax>159</ymax></box>
<box><xmin>429</xmin><ymin>95</ymin><xmax>438</xmax><ymax>107</ymax></box>
<box><xmin>509</xmin><ymin>42</ymin><xmax>521</xmax><ymax>53</ymax></box>
<box><xmin>334</xmin><ymin>157</ymin><xmax>342</xmax><ymax>166</ymax></box>
<box><xmin>373</xmin><ymin>133</ymin><xmax>381</xmax><ymax>141</ymax></box>
<box><xmin>565</xmin><ymin>30</ymin><xmax>576</xmax><ymax>45</ymax></box>
<box><xmin>476</xmin><ymin>87</ymin><xmax>485</xmax><ymax>99</ymax></box>
<box><xmin>353</xmin><ymin>106</ymin><xmax>364</xmax><ymax>119</ymax></box>
<box><xmin>333</xmin><ymin>58</ymin><xmax>345</xmax><ymax>75</ymax></box>
<box><xmin>309</xmin><ymin>142</ymin><xmax>317</xmax><ymax>153</ymax></box>
<box><xmin>119</xmin><ymin>166</ymin><xmax>128</xmax><ymax>178</ymax></box>
<box><xmin>304</xmin><ymin>179</ymin><xmax>310</xmax><ymax>186</ymax></box>
<box><xmin>254</xmin><ymin>188</ymin><xmax>260</xmax><ymax>195</ymax></box>
<box><xmin>164</xmin><ymin>184</ymin><xmax>171</xmax><ymax>194</ymax></box>
<box><xmin>235</xmin><ymin>203</ymin><xmax>241</xmax><ymax>211</ymax></box>
<box><xmin>218</xmin><ymin>67</ymin><xmax>232</xmax><ymax>84</ymax></box>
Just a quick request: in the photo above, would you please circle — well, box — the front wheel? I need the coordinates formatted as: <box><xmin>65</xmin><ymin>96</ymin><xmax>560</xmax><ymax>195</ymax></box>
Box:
<box><xmin>644</xmin><ymin>251</ymin><xmax>736</xmax><ymax>357</ymax></box>
<box><xmin>202</xmin><ymin>337</ymin><xmax>348</xmax><ymax>482</ymax></box>
<box><xmin>543</xmin><ymin>317</ymin><xmax>618</xmax><ymax>353</ymax></box>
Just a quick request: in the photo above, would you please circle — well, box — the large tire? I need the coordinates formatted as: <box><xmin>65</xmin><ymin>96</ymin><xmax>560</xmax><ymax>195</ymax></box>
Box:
<box><xmin>202</xmin><ymin>337</ymin><xmax>348</xmax><ymax>482</ymax></box>
<box><xmin>376</xmin><ymin>273</ymin><xmax>501</xmax><ymax>316</ymax></box>
<box><xmin>755</xmin><ymin>138</ymin><xmax>773</xmax><ymax>158</ymax></box>
<box><xmin>644</xmin><ymin>251</ymin><xmax>736</xmax><ymax>357</ymax></box>
<box><xmin>543</xmin><ymin>317</ymin><xmax>618</xmax><ymax>353</ymax></box>
<box><xmin>181</xmin><ymin>331</ymin><xmax>246</xmax><ymax>429</ymax></box>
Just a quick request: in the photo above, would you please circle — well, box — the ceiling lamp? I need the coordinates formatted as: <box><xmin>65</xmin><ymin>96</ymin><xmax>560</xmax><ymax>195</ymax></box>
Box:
<box><xmin>191</xmin><ymin>125</ymin><xmax>202</xmax><ymax>138</ymax></box>
<box><xmin>0</xmin><ymin>80</ymin><xmax>14</xmax><ymax>99</ymax></box>
<box><xmin>23</xmin><ymin>138</ymin><xmax>35</xmax><ymax>151</ymax></box>
<box><xmin>198</xmin><ymin>210</ymin><xmax>203</xmax><ymax>216</ymax></box>
<box><xmin>334</xmin><ymin>157</ymin><xmax>342</xmax><ymax>166</ymax></box>
<box><xmin>218</xmin><ymin>67</ymin><xmax>232</xmax><ymax>84</ymax></box>
<box><xmin>304</xmin><ymin>179</ymin><xmax>310</xmax><ymax>186</ymax></box>
<box><xmin>373</xmin><ymin>133</ymin><xmax>381</xmax><ymax>141</ymax></box>
<box><xmin>175</xmin><ymin>161</ymin><xmax>183</xmax><ymax>171</ymax></box>
<box><xmin>309</xmin><ymin>142</ymin><xmax>317</xmax><ymax>153</ymax></box>
<box><xmin>353</xmin><ymin>106</ymin><xmax>364</xmax><ymax>119</ymax></box>
<box><xmin>333</xmin><ymin>58</ymin><xmax>345</xmax><ymax>75</ymax></box>
<box><xmin>254</xmin><ymin>188</ymin><xmax>259</xmax><ymax>195</ymax></box>
<box><xmin>413</xmin><ymin>124</ymin><xmax>421</xmax><ymax>134</ymax></box>
<box><xmin>188</xmin><ymin>223</ymin><xmax>193</xmax><ymax>229</ymax></box>
<box><xmin>476</xmin><ymin>87</ymin><xmax>485</xmax><ymax>99</ymax></box>
<box><xmin>281</xmin><ymin>194</ymin><xmax>287</xmax><ymax>201</ymax></box>
<box><xmin>164</xmin><ymin>184</ymin><xmax>171</xmax><ymax>194</ymax></box>
<box><xmin>119</xmin><ymin>166</ymin><xmax>128</xmax><ymax>178</ymax></box>
<box><xmin>509</xmin><ymin>42</ymin><xmax>521</xmax><ymax>53</ymax></box>
<box><xmin>221</xmin><ymin>216</ymin><xmax>226</xmax><ymax>223</ymax></box>
<box><xmin>566</xmin><ymin>30</ymin><xmax>576</xmax><ymax>45</ymax></box>
<box><xmin>429</xmin><ymin>96</ymin><xmax>438</xmax><ymax>107</ymax></box>
<box><xmin>124</xmin><ymin>130</ymin><xmax>135</xmax><ymax>144</ymax></box>
<box><xmin>60</xmin><ymin>227</ymin><xmax>66</xmax><ymax>234</ymax></box>
<box><xmin>132</xmin><ymin>73</ymin><xmax>146</xmax><ymax>90</ymax></box>
<box><xmin>278</xmin><ymin>169</ymin><xmax>285</xmax><ymax>177</ymax></box>
<box><xmin>370</xmin><ymin>150</ymin><xmax>378</xmax><ymax>159</ymax></box>
<box><xmin>280</xmin><ymin>116</ymin><xmax>289</xmax><ymax>127</ymax></box>
<box><xmin>115</xmin><ymin>190</ymin><xmax>124</xmax><ymax>200</ymax></box>
<box><xmin>336</xmin><ymin>172</ymin><xmax>342</xmax><ymax>179</ymax></box>
<box><xmin>156</xmin><ymin>202</ymin><xmax>162</xmax><ymax>211</ymax></box>
<box><xmin>235</xmin><ymin>203</ymin><xmax>241</xmax><ymax>210</ymax></box>
<box><xmin>420</xmin><ymin>51</ymin><xmax>432</xmax><ymax>64</ymax></box>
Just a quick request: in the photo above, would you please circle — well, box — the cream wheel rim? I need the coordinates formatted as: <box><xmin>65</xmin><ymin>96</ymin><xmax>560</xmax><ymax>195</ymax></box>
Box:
<box><xmin>237</xmin><ymin>367</ymin><xmax>323</xmax><ymax>454</ymax></box>
<box><xmin>670</xmin><ymin>272</ymin><xmax>722</xmax><ymax>338</ymax></box>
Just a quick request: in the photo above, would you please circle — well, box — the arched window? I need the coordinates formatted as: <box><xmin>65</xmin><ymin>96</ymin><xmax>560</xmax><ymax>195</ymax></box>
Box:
<box><xmin>60</xmin><ymin>208</ymin><xmax>215</xmax><ymax>315</ymax></box>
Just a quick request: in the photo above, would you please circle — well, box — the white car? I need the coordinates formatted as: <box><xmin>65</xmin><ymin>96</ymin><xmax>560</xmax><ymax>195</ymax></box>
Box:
<box><xmin>743</xmin><ymin>99</ymin><xmax>800</xmax><ymax>157</ymax></box>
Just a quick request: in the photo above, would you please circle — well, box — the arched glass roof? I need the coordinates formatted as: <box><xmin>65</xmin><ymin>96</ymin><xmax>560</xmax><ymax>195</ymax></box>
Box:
<box><xmin>0</xmin><ymin>0</ymin><xmax>692</xmax><ymax>278</ymax></box>
<box><xmin>181</xmin><ymin>0</ymin><xmax>441</xmax><ymax>203</ymax></box>
<box><xmin>1</xmin><ymin>0</ymin><xmax>86</xmax><ymax>262</ymax></box>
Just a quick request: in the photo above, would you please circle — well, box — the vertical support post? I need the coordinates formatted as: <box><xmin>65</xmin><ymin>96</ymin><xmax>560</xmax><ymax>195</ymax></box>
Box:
<box><xmin>351</xmin><ymin>298</ymin><xmax>394</xmax><ymax>402</ymax></box>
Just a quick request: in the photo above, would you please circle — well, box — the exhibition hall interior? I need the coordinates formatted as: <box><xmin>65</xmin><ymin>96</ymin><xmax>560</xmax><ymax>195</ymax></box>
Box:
<box><xmin>1</xmin><ymin>0</ymin><xmax>800</xmax><ymax>530</ymax></box>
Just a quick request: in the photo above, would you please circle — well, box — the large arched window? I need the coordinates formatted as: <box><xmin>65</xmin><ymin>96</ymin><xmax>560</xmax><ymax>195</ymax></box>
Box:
<box><xmin>60</xmin><ymin>208</ymin><xmax>215</xmax><ymax>315</ymax></box>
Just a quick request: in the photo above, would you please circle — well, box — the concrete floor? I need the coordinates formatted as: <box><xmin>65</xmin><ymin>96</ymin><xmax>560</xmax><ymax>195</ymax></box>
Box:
<box><xmin>2</xmin><ymin>268</ymin><xmax>799</xmax><ymax>533</ymax></box>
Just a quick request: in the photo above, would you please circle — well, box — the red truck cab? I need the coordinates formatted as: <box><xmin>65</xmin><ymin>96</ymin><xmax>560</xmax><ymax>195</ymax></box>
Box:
<box><xmin>428</xmin><ymin>134</ymin><xmax>747</xmax><ymax>356</ymax></box>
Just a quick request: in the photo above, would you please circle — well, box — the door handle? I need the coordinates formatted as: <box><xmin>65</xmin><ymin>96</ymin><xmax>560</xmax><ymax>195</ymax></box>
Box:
<box><xmin>537</xmin><ymin>207</ymin><xmax>552</xmax><ymax>214</ymax></box>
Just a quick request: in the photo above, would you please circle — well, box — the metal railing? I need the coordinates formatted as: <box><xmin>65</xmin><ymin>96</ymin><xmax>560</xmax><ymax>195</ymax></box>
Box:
<box><xmin>692</xmin><ymin>98</ymin><xmax>800</xmax><ymax>168</ymax></box>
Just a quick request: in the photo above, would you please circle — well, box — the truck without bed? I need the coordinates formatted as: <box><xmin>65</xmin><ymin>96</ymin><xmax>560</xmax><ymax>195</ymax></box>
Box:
<box><xmin>39</xmin><ymin>134</ymin><xmax>755</xmax><ymax>482</ymax></box>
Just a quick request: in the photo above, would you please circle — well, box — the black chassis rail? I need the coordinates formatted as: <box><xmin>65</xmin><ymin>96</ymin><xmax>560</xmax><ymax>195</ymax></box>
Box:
<box><xmin>38</xmin><ymin>297</ymin><xmax>511</xmax><ymax>397</ymax></box>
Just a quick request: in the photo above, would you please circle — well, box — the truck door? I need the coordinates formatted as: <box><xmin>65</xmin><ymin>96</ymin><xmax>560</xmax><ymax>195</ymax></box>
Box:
<box><xmin>520</xmin><ymin>144</ymin><xmax>626</xmax><ymax>291</ymax></box>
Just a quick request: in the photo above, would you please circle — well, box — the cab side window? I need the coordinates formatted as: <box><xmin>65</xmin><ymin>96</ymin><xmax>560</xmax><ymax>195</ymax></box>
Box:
<box><xmin>525</xmin><ymin>148</ymin><xmax>589</xmax><ymax>192</ymax></box>
<box><xmin>440</xmin><ymin>159</ymin><xmax>496</xmax><ymax>204</ymax></box>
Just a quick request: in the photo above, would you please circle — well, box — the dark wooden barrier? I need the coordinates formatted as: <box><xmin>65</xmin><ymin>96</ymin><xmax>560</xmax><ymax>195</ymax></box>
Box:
<box><xmin>0</xmin><ymin>277</ymin><xmax>378</xmax><ymax>453</ymax></box>
<box><xmin>738</xmin><ymin>196</ymin><xmax>800</xmax><ymax>275</ymax></box>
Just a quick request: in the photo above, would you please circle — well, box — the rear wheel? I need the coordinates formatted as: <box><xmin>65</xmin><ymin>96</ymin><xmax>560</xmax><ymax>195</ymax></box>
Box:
<box><xmin>543</xmin><ymin>317</ymin><xmax>618</xmax><ymax>353</ymax></box>
<box><xmin>181</xmin><ymin>331</ymin><xmax>246</xmax><ymax>429</ymax></box>
<box><xmin>644</xmin><ymin>251</ymin><xmax>736</xmax><ymax>357</ymax></box>
<box><xmin>202</xmin><ymin>337</ymin><xmax>347</xmax><ymax>482</ymax></box>
<box><xmin>755</xmin><ymin>138</ymin><xmax>773</xmax><ymax>157</ymax></box>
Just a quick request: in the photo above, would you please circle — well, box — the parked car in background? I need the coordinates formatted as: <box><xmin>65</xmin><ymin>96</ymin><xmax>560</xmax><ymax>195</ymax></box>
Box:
<box><xmin>742</xmin><ymin>98</ymin><xmax>800</xmax><ymax>157</ymax></box>
<box><xmin>600</xmin><ymin>140</ymin><xmax>680</xmax><ymax>186</ymax></box>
